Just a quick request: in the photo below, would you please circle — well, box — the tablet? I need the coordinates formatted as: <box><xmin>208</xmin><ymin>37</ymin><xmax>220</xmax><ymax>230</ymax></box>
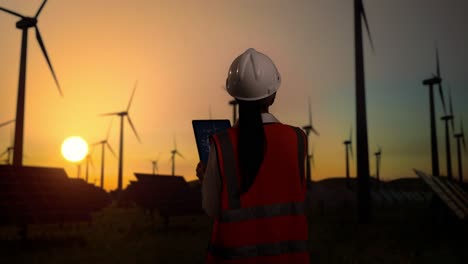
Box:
<box><xmin>192</xmin><ymin>119</ymin><xmax>231</xmax><ymax>164</ymax></box>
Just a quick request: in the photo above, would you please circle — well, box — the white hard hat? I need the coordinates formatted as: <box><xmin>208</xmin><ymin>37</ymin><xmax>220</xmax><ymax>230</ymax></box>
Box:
<box><xmin>226</xmin><ymin>48</ymin><xmax>281</xmax><ymax>101</ymax></box>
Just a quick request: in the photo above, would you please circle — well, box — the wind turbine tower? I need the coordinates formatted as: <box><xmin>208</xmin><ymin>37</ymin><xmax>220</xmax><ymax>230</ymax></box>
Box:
<box><xmin>170</xmin><ymin>136</ymin><xmax>184</xmax><ymax>176</ymax></box>
<box><xmin>101</xmin><ymin>82</ymin><xmax>141</xmax><ymax>191</ymax></box>
<box><xmin>343</xmin><ymin>127</ymin><xmax>353</xmax><ymax>188</ymax></box>
<box><xmin>374</xmin><ymin>146</ymin><xmax>382</xmax><ymax>181</ymax></box>
<box><xmin>302</xmin><ymin>97</ymin><xmax>319</xmax><ymax>188</ymax></box>
<box><xmin>441</xmin><ymin>87</ymin><xmax>455</xmax><ymax>179</ymax></box>
<box><xmin>93</xmin><ymin>120</ymin><xmax>117</xmax><ymax>190</ymax></box>
<box><xmin>454</xmin><ymin>119</ymin><xmax>466</xmax><ymax>183</ymax></box>
<box><xmin>354</xmin><ymin>0</ymin><xmax>374</xmax><ymax>222</ymax></box>
<box><xmin>0</xmin><ymin>0</ymin><xmax>63</xmax><ymax>167</ymax></box>
<box><xmin>422</xmin><ymin>47</ymin><xmax>446</xmax><ymax>177</ymax></box>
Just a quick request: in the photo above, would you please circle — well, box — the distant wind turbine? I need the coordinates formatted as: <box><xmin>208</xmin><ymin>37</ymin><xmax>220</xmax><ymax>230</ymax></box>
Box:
<box><xmin>0</xmin><ymin>146</ymin><xmax>13</xmax><ymax>165</ymax></box>
<box><xmin>0</xmin><ymin>119</ymin><xmax>15</xmax><ymax>128</ymax></box>
<box><xmin>354</xmin><ymin>0</ymin><xmax>374</xmax><ymax>223</ymax></box>
<box><xmin>0</xmin><ymin>119</ymin><xmax>15</xmax><ymax>164</ymax></box>
<box><xmin>93</xmin><ymin>120</ymin><xmax>117</xmax><ymax>189</ymax></box>
<box><xmin>422</xmin><ymin>46</ymin><xmax>447</xmax><ymax>177</ymax></box>
<box><xmin>440</xmin><ymin>86</ymin><xmax>455</xmax><ymax>179</ymax></box>
<box><xmin>85</xmin><ymin>152</ymin><xmax>95</xmax><ymax>183</ymax></box>
<box><xmin>0</xmin><ymin>0</ymin><xmax>63</xmax><ymax>167</ymax></box>
<box><xmin>151</xmin><ymin>153</ymin><xmax>161</xmax><ymax>175</ymax></box>
<box><xmin>93</xmin><ymin>119</ymin><xmax>117</xmax><ymax>190</ymax></box>
<box><xmin>302</xmin><ymin>96</ymin><xmax>319</xmax><ymax>188</ymax></box>
<box><xmin>170</xmin><ymin>136</ymin><xmax>184</xmax><ymax>176</ymax></box>
<box><xmin>343</xmin><ymin>126</ymin><xmax>353</xmax><ymax>188</ymax></box>
<box><xmin>374</xmin><ymin>145</ymin><xmax>382</xmax><ymax>181</ymax></box>
<box><xmin>101</xmin><ymin>81</ymin><xmax>141</xmax><ymax>191</ymax></box>
<box><xmin>454</xmin><ymin>118</ymin><xmax>466</xmax><ymax>183</ymax></box>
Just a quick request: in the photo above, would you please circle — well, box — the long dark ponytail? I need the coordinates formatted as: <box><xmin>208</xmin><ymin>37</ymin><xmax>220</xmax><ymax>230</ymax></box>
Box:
<box><xmin>237</xmin><ymin>99</ymin><xmax>265</xmax><ymax>194</ymax></box>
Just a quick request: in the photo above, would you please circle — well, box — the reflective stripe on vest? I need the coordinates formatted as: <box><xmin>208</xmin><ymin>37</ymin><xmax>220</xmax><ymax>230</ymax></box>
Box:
<box><xmin>219</xmin><ymin>202</ymin><xmax>305</xmax><ymax>222</ymax></box>
<box><xmin>208</xmin><ymin>240</ymin><xmax>308</xmax><ymax>260</ymax></box>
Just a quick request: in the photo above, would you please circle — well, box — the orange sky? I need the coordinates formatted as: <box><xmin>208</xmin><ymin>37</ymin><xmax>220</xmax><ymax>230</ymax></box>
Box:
<box><xmin>1</xmin><ymin>0</ymin><xmax>467</xmax><ymax>190</ymax></box>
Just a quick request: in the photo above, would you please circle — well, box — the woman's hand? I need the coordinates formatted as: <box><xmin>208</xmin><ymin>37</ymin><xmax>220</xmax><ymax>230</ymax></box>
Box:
<box><xmin>196</xmin><ymin>161</ymin><xmax>206</xmax><ymax>182</ymax></box>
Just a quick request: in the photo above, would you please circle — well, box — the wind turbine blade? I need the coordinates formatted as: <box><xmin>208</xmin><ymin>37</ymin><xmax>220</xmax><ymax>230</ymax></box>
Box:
<box><xmin>35</xmin><ymin>0</ymin><xmax>48</xmax><ymax>18</ymax></box>
<box><xmin>0</xmin><ymin>7</ymin><xmax>25</xmax><ymax>18</ymax></box>
<box><xmin>106</xmin><ymin>142</ymin><xmax>117</xmax><ymax>158</ymax></box>
<box><xmin>106</xmin><ymin>118</ymin><xmax>113</xmax><ymax>140</ymax></box>
<box><xmin>434</xmin><ymin>46</ymin><xmax>447</xmax><ymax>115</ymax></box>
<box><xmin>0</xmin><ymin>119</ymin><xmax>14</xmax><ymax>128</ymax></box>
<box><xmin>349</xmin><ymin>126</ymin><xmax>353</xmax><ymax>142</ymax></box>
<box><xmin>126</xmin><ymin>115</ymin><xmax>141</xmax><ymax>143</ymax></box>
<box><xmin>308</xmin><ymin>96</ymin><xmax>312</xmax><ymax>126</ymax></box>
<box><xmin>436</xmin><ymin>44</ymin><xmax>441</xmax><ymax>78</ymax></box>
<box><xmin>100</xmin><ymin>112</ymin><xmax>120</xmax><ymax>116</ymax></box>
<box><xmin>462</xmin><ymin>120</ymin><xmax>466</xmax><ymax>153</ymax></box>
<box><xmin>350</xmin><ymin>143</ymin><xmax>354</xmax><ymax>160</ymax></box>
<box><xmin>0</xmin><ymin>149</ymin><xmax>8</xmax><ymax>159</ymax></box>
<box><xmin>127</xmin><ymin>81</ymin><xmax>138</xmax><ymax>111</ymax></box>
<box><xmin>360</xmin><ymin>2</ymin><xmax>375</xmax><ymax>53</ymax></box>
<box><xmin>176</xmin><ymin>151</ymin><xmax>185</xmax><ymax>159</ymax></box>
<box><xmin>438</xmin><ymin>84</ymin><xmax>447</xmax><ymax>115</ymax></box>
<box><xmin>448</xmin><ymin>85</ymin><xmax>455</xmax><ymax>131</ymax></box>
<box><xmin>311</xmin><ymin>126</ymin><xmax>320</xmax><ymax>136</ymax></box>
<box><xmin>35</xmin><ymin>26</ymin><xmax>63</xmax><ymax>97</ymax></box>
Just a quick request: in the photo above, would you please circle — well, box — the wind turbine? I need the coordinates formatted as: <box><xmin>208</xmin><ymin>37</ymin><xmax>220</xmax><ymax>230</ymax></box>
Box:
<box><xmin>440</xmin><ymin>86</ymin><xmax>455</xmax><ymax>179</ymax></box>
<box><xmin>354</xmin><ymin>0</ymin><xmax>374</xmax><ymax>223</ymax></box>
<box><xmin>170</xmin><ymin>136</ymin><xmax>184</xmax><ymax>176</ymax></box>
<box><xmin>422</xmin><ymin>46</ymin><xmax>447</xmax><ymax>177</ymax></box>
<box><xmin>302</xmin><ymin>96</ymin><xmax>319</xmax><ymax>188</ymax></box>
<box><xmin>92</xmin><ymin>120</ymin><xmax>117</xmax><ymax>190</ymax></box>
<box><xmin>0</xmin><ymin>0</ymin><xmax>63</xmax><ymax>167</ymax></box>
<box><xmin>374</xmin><ymin>145</ymin><xmax>382</xmax><ymax>181</ymax></box>
<box><xmin>151</xmin><ymin>153</ymin><xmax>161</xmax><ymax>175</ymax></box>
<box><xmin>84</xmin><ymin>150</ymin><xmax>95</xmax><ymax>183</ymax></box>
<box><xmin>0</xmin><ymin>146</ymin><xmax>13</xmax><ymax>165</ymax></box>
<box><xmin>229</xmin><ymin>100</ymin><xmax>238</xmax><ymax>125</ymax></box>
<box><xmin>343</xmin><ymin>127</ymin><xmax>353</xmax><ymax>188</ymax></box>
<box><xmin>454</xmin><ymin>118</ymin><xmax>466</xmax><ymax>183</ymax></box>
<box><xmin>101</xmin><ymin>81</ymin><xmax>141</xmax><ymax>191</ymax></box>
<box><xmin>0</xmin><ymin>119</ymin><xmax>15</xmax><ymax>164</ymax></box>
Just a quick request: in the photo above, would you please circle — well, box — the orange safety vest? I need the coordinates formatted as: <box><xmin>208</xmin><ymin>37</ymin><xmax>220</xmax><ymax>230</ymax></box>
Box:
<box><xmin>207</xmin><ymin>123</ymin><xmax>310</xmax><ymax>264</ymax></box>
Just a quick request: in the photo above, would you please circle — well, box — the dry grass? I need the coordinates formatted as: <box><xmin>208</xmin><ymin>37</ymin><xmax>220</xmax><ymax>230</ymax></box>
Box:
<box><xmin>0</xmin><ymin>202</ymin><xmax>466</xmax><ymax>264</ymax></box>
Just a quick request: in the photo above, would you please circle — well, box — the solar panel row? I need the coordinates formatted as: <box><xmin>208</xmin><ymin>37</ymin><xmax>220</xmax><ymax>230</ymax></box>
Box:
<box><xmin>414</xmin><ymin>169</ymin><xmax>468</xmax><ymax>220</ymax></box>
<box><xmin>0</xmin><ymin>166</ymin><xmax>111</xmax><ymax>225</ymax></box>
<box><xmin>371</xmin><ymin>189</ymin><xmax>432</xmax><ymax>205</ymax></box>
<box><xmin>124</xmin><ymin>173</ymin><xmax>203</xmax><ymax>219</ymax></box>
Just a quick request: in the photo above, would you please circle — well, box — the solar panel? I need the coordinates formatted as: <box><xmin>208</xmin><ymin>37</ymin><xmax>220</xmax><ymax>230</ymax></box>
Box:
<box><xmin>414</xmin><ymin>169</ymin><xmax>467</xmax><ymax>220</ymax></box>
<box><xmin>378</xmin><ymin>189</ymin><xmax>395</xmax><ymax>204</ymax></box>
<box><xmin>124</xmin><ymin>173</ymin><xmax>203</xmax><ymax>219</ymax></box>
<box><xmin>0</xmin><ymin>165</ymin><xmax>111</xmax><ymax>225</ymax></box>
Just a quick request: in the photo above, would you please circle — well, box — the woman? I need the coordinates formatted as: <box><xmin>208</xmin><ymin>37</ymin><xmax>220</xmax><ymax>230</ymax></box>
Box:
<box><xmin>196</xmin><ymin>48</ymin><xmax>310</xmax><ymax>264</ymax></box>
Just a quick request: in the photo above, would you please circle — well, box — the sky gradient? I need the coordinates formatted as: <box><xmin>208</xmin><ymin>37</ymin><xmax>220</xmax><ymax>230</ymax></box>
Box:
<box><xmin>1</xmin><ymin>0</ymin><xmax>467</xmax><ymax>190</ymax></box>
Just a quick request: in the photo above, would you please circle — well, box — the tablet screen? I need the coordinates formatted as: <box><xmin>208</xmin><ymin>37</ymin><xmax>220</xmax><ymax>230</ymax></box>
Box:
<box><xmin>192</xmin><ymin>120</ymin><xmax>231</xmax><ymax>164</ymax></box>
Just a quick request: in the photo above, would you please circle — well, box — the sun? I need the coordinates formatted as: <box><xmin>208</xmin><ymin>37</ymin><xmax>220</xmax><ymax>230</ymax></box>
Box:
<box><xmin>61</xmin><ymin>136</ymin><xmax>88</xmax><ymax>163</ymax></box>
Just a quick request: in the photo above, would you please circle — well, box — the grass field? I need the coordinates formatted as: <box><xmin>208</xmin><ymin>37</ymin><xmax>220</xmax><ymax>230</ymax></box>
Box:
<box><xmin>0</xmin><ymin>201</ymin><xmax>466</xmax><ymax>264</ymax></box>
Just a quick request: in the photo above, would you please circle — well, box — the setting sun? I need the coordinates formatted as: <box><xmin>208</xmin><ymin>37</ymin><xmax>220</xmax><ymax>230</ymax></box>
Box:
<box><xmin>61</xmin><ymin>136</ymin><xmax>89</xmax><ymax>163</ymax></box>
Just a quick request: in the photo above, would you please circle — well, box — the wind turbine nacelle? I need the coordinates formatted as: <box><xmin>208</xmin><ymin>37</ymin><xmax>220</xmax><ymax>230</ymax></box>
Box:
<box><xmin>16</xmin><ymin>17</ymin><xmax>37</xmax><ymax>29</ymax></box>
<box><xmin>422</xmin><ymin>76</ymin><xmax>441</xmax><ymax>86</ymax></box>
